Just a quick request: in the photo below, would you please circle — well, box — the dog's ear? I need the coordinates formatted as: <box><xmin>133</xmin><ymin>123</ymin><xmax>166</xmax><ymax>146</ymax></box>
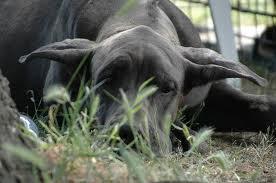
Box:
<box><xmin>178</xmin><ymin>46</ymin><xmax>267</xmax><ymax>93</ymax></box>
<box><xmin>19</xmin><ymin>39</ymin><xmax>98</xmax><ymax>65</ymax></box>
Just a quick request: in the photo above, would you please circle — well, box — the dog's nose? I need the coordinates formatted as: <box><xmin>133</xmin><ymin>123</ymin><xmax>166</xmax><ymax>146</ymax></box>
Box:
<box><xmin>118</xmin><ymin>124</ymin><xmax>134</xmax><ymax>144</ymax></box>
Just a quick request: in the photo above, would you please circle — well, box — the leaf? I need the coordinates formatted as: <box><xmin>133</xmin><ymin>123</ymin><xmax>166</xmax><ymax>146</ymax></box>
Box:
<box><xmin>89</xmin><ymin>95</ymin><xmax>100</xmax><ymax>123</ymax></box>
<box><xmin>134</xmin><ymin>86</ymin><xmax>158</xmax><ymax>106</ymax></box>
<box><xmin>188</xmin><ymin>128</ymin><xmax>213</xmax><ymax>154</ymax></box>
<box><xmin>103</xmin><ymin>90</ymin><xmax>121</xmax><ymax>104</ymax></box>
<box><xmin>44</xmin><ymin>85</ymin><xmax>71</xmax><ymax>104</ymax></box>
<box><xmin>209</xmin><ymin>151</ymin><xmax>231</xmax><ymax>170</ymax></box>
<box><xmin>66</xmin><ymin>53</ymin><xmax>90</xmax><ymax>90</ymax></box>
<box><xmin>182</xmin><ymin>124</ymin><xmax>193</xmax><ymax>145</ymax></box>
<box><xmin>138</xmin><ymin>77</ymin><xmax>155</xmax><ymax>92</ymax></box>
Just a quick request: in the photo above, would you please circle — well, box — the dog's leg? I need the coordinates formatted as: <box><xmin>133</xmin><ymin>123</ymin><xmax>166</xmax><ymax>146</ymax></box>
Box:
<box><xmin>194</xmin><ymin>81</ymin><xmax>276</xmax><ymax>133</ymax></box>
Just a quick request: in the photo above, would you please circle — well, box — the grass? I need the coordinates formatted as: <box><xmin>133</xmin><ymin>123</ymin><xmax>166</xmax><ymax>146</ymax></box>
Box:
<box><xmin>3</xmin><ymin>74</ymin><xmax>275</xmax><ymax>182</ymax></box>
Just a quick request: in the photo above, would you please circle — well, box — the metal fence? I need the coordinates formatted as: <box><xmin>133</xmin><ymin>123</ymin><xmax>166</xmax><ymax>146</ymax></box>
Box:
<box><xmin>173</xmin><ymin>0</ymin><xmax>276</xmax><ymax>95</ymax></box>
<box><xmin>174</xmin><ymin>0</ymin><xmax>276</xmax><ymax>70</ymax></box>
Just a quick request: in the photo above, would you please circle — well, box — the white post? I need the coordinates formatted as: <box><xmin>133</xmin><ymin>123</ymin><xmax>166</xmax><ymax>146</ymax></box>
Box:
<box><xmin>209</xmin><ymin>0</ymin><xmax>240</xmax><ymax>88</ymax></box>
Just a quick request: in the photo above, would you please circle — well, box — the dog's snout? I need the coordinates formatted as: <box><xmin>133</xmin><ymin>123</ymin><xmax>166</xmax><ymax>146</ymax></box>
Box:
<box><xmin>118</xmin><ymin>124</ymin><xmax>134</xmax><ymax>144</ymax></box>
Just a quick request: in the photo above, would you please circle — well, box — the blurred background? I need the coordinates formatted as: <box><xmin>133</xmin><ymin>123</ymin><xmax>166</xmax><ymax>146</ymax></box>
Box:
<box><xmin>173</xmin><ymin>0</ymin><xmax>276</xmax><ymax>96</ymax></box>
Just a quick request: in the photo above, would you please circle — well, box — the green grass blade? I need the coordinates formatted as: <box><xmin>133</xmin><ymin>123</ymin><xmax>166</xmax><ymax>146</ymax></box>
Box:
<box><xmin>119</xmin><ymin>146</ymin><xmax>147</xmax><ymax>183</ymax></box>
<box><xmin>138</xmin><ymin>77</ymin><xmax>155</xmax><ymax>92</ymax></box>
<box><xmin>134</xmin><ymin>86</ymin><xmax>158</xmax><ymax>106</ymax></box>
<box><xmin>187</xmin><ymin>128</ymin><xmax>213</xmax><ymax>154</ymax></box>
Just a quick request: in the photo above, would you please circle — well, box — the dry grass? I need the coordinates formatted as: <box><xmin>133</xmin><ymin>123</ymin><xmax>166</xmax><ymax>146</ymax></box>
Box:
<box><xmin>39</xmin><ymin>132</ymin><xmax>275</xmax><ymax>183</ymax></box>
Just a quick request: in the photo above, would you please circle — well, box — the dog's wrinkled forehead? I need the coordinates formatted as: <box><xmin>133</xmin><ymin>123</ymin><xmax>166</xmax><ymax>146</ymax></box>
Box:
<box><xmin>92</xmin><ymin>26</ymin><xmax>183</xmax><ymax>76</ymax></box>
<box><xmin>91</xmin><ymin>32</ymin><xmax>183</xmax><ymax>87</ymax></box>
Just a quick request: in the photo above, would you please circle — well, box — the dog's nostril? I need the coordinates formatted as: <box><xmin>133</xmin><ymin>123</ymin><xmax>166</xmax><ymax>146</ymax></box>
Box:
<box><xmin>118</xmin><ymin>124</ymin><xmax>134</xmax><ymax>144</ymax></box>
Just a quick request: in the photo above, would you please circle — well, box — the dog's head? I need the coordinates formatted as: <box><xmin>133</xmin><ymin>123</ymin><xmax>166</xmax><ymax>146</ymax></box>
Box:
<box><xmin>20</xmin><ymin>25</ymin><xmax>266</xmax><ymax>154</ymax></box>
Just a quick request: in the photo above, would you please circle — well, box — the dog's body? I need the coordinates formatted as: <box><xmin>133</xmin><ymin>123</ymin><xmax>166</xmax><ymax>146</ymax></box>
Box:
<box><xmin>0</xmin><ymin>0</ymin><xmax>275</xmax><ymax>153</ymax></box>
<box><xmin>253</xmin><ymin>26</ymin><xmax>276</xmax><ymax>72</ymax></box>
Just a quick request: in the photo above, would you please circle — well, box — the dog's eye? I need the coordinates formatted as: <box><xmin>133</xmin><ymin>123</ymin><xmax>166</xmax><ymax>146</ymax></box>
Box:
<box><xmin>97</xmin><ymin>70</ymin><xmax>112</xmax><ymax>83</ymax></box>
<box><xmin>161</xmin><ymin>84</ymin><xmax>175</xmax><ymax>94</ymax></box>
<box><xmin>161</xmin><ymin>87</ymin><xmax>173</xmax><ymax>93</ymax></box>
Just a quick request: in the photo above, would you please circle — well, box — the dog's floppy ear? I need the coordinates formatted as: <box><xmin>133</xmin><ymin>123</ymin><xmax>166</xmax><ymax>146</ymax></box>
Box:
<box><xmin>178</xmin><ymin>46</ymin><xmax>267</xmax><ymax>93</ymax></box>
<box><xmin>19</xmin><ymin>39</ymin><xmax>99</xmax><ymax>65</ymax></box>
